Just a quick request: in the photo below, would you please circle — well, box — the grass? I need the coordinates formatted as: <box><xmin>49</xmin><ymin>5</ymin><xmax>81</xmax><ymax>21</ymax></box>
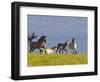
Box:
<box><xmin>27</xmin><ymin>52</ymin><xmax>88</xmax><ymax>66</ymax></box>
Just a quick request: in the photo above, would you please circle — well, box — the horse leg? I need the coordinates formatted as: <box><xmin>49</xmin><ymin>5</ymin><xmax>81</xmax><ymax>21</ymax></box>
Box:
<box><xmin>56</xmin><ymin>47</ymin><xmax>58</xmax><ymax>53</ymax></box>
<box><xmin>43</xmin><ymin>46</ymin><xmax>46</xmax><ymax>54</ymax></box>
<box><xmin>75</xmin><ymin>49</ymin><xmax>77</xmax><ymax>54</ymax></box>
<box><xmin>29</xmin><ymin>47</ymin><xmax>32</xmax><ymax>52</ymax></box>
<box><xmin>61</xmin><ymin>49</ymin><xmax>63</xmax><ymax>54</ymax></box>
<box><xmin>59</xmin><ymin>49</ymin><xmax>62</xmax><ymax>54</ymax></box>
<box><xmin>39</xmin><ymin>48</ymin><xmax>43</xmax><ymax>54</ymax></box>
<box><xmin>32</xmin><ymin>48</ymin><xmax>35</xmax><ymax>52</ymax></box>
<box><xmin>64</xmin><ymin>49</ymin><xmax>67</xmax><ymax>54</ymax></box>
<box><xmin>62</xmin><ymin>50</ymin><xmax>63</xmax><ymax>54</ymax></box>
<box><xmin>73</xmin><ymin>49</ymin><xmax>76</xmax><ymax>54</ymax></box>
<box><xmin>61</xmin><ymin>49</ymin><xmax>64</xmax><ymax>54</ymax></box>
<box><xmin>75</xmin><ymin>51</ymin><xmax>77</xmax><ymax>54</ymax></box>
<box><xmin>66</xmin><ymin>50</ymin><xmax>67</xmax><ymax>54</ymax></box>
<box><xmin>72</xmin><ymin>49</ymin><xmax>74</xmax><ymax>55</ymax></box>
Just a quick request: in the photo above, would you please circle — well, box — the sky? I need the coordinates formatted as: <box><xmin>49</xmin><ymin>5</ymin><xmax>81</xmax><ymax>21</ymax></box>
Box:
<box><xmin>28</xmin><ymin>15</ymin><xmax>88</xmax><ymax>53</ymax></box>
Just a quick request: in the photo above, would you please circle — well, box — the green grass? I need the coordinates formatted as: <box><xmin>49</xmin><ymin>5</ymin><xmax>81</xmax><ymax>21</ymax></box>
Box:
<box><xmin>27</xmin><ymin>52</ymin><xmax>88</xmax><ymax>66</ymax></box>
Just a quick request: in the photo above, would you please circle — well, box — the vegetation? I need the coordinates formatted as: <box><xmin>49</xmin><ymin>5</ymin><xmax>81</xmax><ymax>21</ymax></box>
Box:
<box><xmin>27</xmin><ymin>52</ymin><xmax>88</xmax><ymax>66</ymax></box>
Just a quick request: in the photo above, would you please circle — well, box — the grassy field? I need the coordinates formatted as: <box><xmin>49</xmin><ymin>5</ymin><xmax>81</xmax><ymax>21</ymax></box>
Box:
<box><xmin>27</xmin><ymin>52</ymin><xmax>88</xmax><ymax>66</ymax></box>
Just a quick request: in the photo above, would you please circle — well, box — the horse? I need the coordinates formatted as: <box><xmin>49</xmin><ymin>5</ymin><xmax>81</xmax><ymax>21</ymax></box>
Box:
<box><xmin>29</xmin><ymin>36</ymin><xmax>46</xmax><ymax>53</ymax></box>
<box><xmin>68</xmin><ymin>37</ymin><xmax>77</xmax><ymax>54</ymax></box>
<box><xmin>45</xmin><ymin>46</ymin><xmax>57</xmax><ymax>54</ymax></box>
<box><xmin>45</xmin><ymin>48</ymin><xmax>54</xmax><ymax>54</ymax></box>
<box><xmin>56</xmin><ymin>41</ymin><xmax>68</xmax><ymax>54</ymax></box>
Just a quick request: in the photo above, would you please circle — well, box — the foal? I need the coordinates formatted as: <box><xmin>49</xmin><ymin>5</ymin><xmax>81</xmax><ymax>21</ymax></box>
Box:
<box><xmin>56</xmin><ymin>41</ymin><xmax>68</xmax><ymax>54</ymax></box>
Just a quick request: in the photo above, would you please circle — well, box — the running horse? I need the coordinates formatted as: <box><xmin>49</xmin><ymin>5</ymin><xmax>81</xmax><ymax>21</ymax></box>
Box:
<box><xmin>29</xmin><ymin>36</ymin><xmax>46</xmax><ymax>53</ymax></box>
<box><xmin>56</xmin><ymin>41</ymin><xmax>68</xmax><ymax>54</ymax></box>
<box><xmin>68</xmin><ymin>37</ymin><xmax>78</xmax><ymax>54</ymax></box>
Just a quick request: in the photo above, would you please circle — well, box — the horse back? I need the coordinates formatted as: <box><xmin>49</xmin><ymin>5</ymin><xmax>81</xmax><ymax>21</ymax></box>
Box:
<box><xmin>30</xmin><ymin>42</ymin><xmax>39</xmax><ymax>48</ymax></box>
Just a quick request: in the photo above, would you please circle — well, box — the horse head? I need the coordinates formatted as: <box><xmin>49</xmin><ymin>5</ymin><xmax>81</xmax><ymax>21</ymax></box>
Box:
<box><xmin>38</xmin><ymin>35</ymin><xmax>46</xmax><ymax>43</ymax></box>
<box><xmin>64</xmin><ymin>41</ymin><xmax>69</xmax><ymax>45</ymax></box>
<box><xmin>72</xmin><ymin>37</ymin><xmax>75</xmax><ymax>43</ymax></box>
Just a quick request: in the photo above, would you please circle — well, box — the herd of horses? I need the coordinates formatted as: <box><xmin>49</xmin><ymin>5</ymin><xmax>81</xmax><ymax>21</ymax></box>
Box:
<box><xmin>28</xmin><ymin>32</ymin><xmax>78</xmax><ymax>54</ymax></box>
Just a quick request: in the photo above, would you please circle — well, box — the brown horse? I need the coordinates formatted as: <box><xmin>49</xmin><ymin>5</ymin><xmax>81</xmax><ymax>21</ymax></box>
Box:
<box><xmin>29</xmin><ymin>36</ymin><xmax>46</xmax><ymax>53</ymax></box>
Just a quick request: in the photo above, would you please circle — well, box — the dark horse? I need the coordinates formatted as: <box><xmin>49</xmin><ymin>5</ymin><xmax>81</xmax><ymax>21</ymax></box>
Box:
<box><xmin>29</xmin><ymin>36</ymin><xmax>46</xmax><ymax>53</ymax></box>
<box><xmin>56</xmin><ymin>41</ymin><xmax>68</xmax><ymax>54</ymax></box>
<box><xmin>68</xmin><ymin>37</ymin><xmax>77</xmax><ymax>54</ymax></box>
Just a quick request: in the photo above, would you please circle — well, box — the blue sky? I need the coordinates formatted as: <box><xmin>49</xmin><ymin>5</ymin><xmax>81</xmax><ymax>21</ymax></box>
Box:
<box><xmin>28</xmin><ymin>15</ymin><xmax>88</xmax><ymax>53</ymax></box>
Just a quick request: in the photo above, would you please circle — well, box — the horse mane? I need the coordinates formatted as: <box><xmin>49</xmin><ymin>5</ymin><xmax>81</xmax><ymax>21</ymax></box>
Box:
<box><xmin>72</xmin><ymin>37</ymin><xmax>75</xmax><ymax>43</ymax></box>
<box><xmin>38</xmin><ymin>36</ymin><xmax>46</xmax><ymax>43</ymax></box>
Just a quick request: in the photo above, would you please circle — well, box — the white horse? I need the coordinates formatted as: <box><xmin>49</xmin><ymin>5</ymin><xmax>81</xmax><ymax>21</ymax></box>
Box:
<box><xmin>67</xmin><ymin>37</ymin><xmax>77</xmax><ymax>54</ymax></box>
<box><xmin>45</xmin><ymin>46</ymin><xmax>57</xmax><ymax>54</ymax></box>
<box><xmin>45</xmin><ymin>48</ymin><xmax>54</xmax><ymax>54</ymax></box>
